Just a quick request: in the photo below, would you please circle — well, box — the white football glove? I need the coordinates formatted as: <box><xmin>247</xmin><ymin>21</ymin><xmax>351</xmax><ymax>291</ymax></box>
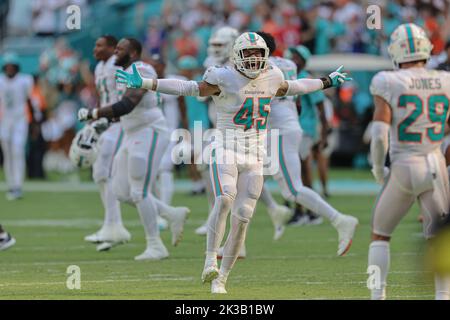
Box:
<box><xmin>371</xmin><ymin>166</ymin><xmax>390</xmax><ymax>185</ymax></box>
<box><xmin>78</xmin><ymin>108</ymin><xmax>98</xmax><ymax>121</ymax></box>
<box><xmin>78</xmin><ymin>108</ymin><xmax>90</xmax><ymax>121</ymax></box>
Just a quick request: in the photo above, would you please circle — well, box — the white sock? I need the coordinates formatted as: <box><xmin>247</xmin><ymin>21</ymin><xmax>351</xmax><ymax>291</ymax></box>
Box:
<box><xmin>98</xmin><ymin>181</ymin><xmax>122</xmax><ymax>226</ymax></box>
<box><xmin>368</xmin><ymin>240</ymin><xmax>390</xmax><ymax>300</ymax></box>
<box><xmin>12</xmin><ymin>144</ymin><xmax>25</xmax><ymax>190</ymax></box>
<box><xmin>200</xmin><ymin>168</ymin><xmax>215</xmax><ymax>212</ymax></box>
<box><xmin>295</xmin><ymin>186</ymin><xmax>338</xmax><ymax>221</ymax></box>
<box><xmin>1</xmin><ymin>141</ymin><xmax>13</xmax><ymax>189</ymax></box>
<box><xmin>206</xmin><ymin>195</ymin><xmax>233</xmax><ymax>253</ymax></box>
<box><xmin>159</xmin><ymin>171</ymin><xmax>174</xmax><ymax>205</ymax></box>
<box><xmin>103</xmin><ymin>180</ymin><xmax>122</xmax><ymax>225</ymax></box>
<box><xmin>219</xmin><ymin>213</ymin><xmax>248</xmax><ymax>279</ymax></box>
<box><xmin>136</xmin><ymin>196</ymin><xmax>159</xmax><ymax>243</ymax></box>
<box><xmin>260</xmin><ymin>184</ymin><xmax>278</xmax><ymax>210</ymax></box>
<box><xmin>435</xmin><ymin>273</ymin><xmax>450</xmax><ymax>300</ymax></box>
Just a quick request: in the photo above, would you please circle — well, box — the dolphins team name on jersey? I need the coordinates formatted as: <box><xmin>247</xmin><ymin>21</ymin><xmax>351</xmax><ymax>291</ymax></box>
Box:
<box><xmin>203</xmin><ymin>64</ymin><xmax>284</xmax><ymax>156</ymax></box>
<box><xmin>0</xmin><ymin>73</ymin><xmax>33</xmax><ymax>122</ymax></box>
<box><xmin>120</xmin><ymin>61</ymin><xmax>167</xmax><ymax>133</ymax></box>
<box><xmin>94</xmin><ymin>55</ymin><xmax>125</xmax><ymax>108</ymax></box>
<box><xmin>268</xmin><ymin>56</ymin><xmax>301</xmax><ymax>134</ymax></box>
<box><xmin>370</xmin><ymin>68</ymin><xmax>450</xmax><ymax>160</ymax></box>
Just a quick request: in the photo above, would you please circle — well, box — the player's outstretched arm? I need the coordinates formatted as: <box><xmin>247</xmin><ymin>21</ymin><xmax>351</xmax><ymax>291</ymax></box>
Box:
<box><xmin>115</xmin><ymin>64</ymin><xmax>220</xmax><ymax>97</ymax></box>
<box><xmin>78</xmin><ymin>87</ymin><xmax>147</xmax><ymax>121</ymax></box>
<box><xmin>276</xmin><ymin>65</ymin><xmax>352</xmax><ymax>97</ymax></box>
<box><xmin>370</xmin><ymin>95</ymin><xmax>392</xmax><ymax>185</ymax></box>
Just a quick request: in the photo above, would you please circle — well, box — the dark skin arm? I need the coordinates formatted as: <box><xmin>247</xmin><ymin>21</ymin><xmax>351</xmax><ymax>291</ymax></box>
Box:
<box><xmin>316</xmin><ymin>101</ymin><xmax>329</xmax><ymax>149</ymax></box>
<box><xmin>96</xmin><ymin>87</ymin><xmax>147</xmax><ymax>119</ymax></box>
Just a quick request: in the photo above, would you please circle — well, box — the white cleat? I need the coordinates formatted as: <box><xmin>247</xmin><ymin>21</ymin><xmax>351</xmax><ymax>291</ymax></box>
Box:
<box><xmin>217</xmin><ymin>244</ymin><xmax>246</xmax><ymax>260</ymax></box>
<box><xmin>168</xmin><ymin>207</ymin><xmax>190</xmax><ymax>246</ymax></box>
<box><xmin>0</xmin><ymin>233</ymin><xmax>16</xmax><ymax>251</ymax></box>
<box><xmin>195</xmin><ymin>223</ymin><xmax>208</xmax><ymax>236</ymax></box>
<box><xmin>84</xmin><ymin>224</ymin><xmax>131</xmax><ymax>244</ymax></box>
<box><xmin>268</xmin><ymin>205</ymin><xmax>293</xmax><ymax>240</ymax></box>
<box><xmin>134</xmin><ymin>237</ymin><xmax>169</xmax><ymax>261</ymax></box>
<box><xmin>332</xmin><ymin>214</ymin><xmax>359</xmax><ymax>256</ymax></box>
<box><xmin>157</xmin><ymin>216</ymin><xmax>169</xmax><ymax>231</ymax></box>
<box><xmin>202</xmin><ymin>265</ymin><xmax>219</xmax><ymax>284</ymax></box>
<box><xmin>211</xmin><ymin>275</ymin><xmax>227</xmax><ymax>294</ymax></box>
<box><xmin>84</xmin><ymin>231</ymin><xmax>104</xmax><ymax>243</ymax></box>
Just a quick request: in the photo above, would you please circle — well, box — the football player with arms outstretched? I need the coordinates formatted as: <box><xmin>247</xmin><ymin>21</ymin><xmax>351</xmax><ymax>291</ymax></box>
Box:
<box><xmin>115</xmin><ymin>32</ymin><xmax>352</xmax><ymax>293</ymax></box>
<box><xmin>369</xmin><ymin>23</ymin><xmax>450</xmax><ymax>300</ymax></box>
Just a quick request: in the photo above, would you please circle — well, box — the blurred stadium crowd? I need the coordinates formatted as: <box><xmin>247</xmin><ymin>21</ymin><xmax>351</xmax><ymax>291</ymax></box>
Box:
<box><xmin>1</xmin><ymin>0</ymin><xmax>450</xmax><ymax>179</ymax></box>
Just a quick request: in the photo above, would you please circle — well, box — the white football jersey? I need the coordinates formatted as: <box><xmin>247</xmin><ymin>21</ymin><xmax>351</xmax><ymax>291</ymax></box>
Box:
<box><xmin>120</xmin><ymin>61</ymin><xmax>167</xmax><ymax>133</ymax></box>
<box><xmin>161</xmin><ymin>74</ymin><xmax>186</xmax><ymax>132</ymax></box>
<box><xmin>203</xmin><ymin>59</ymin><xmax>233</xmax><ymax>127</ymax></box>
<box><xmin>268</xmin><ymin>56</ymin><xmax>301</xmax><ymax>134</ymax></box>
<box><xmin>0</xmin><ymin>73</ymin><xmax>33</xmax><ymax>123</ymax></box>
<box><xmin>94</xmin><ymin>55</ymin><xmax>124</xmax><ymax>108</ymax></box>
<box><xmin>203</xmin><ymin>64</ymin><xmax>284</xmax><ymax>157</ymax></box>
<box><xmin>370</xmin><ymin>68</ymin><xmax>450</xmax><ymax>161</ymax></box>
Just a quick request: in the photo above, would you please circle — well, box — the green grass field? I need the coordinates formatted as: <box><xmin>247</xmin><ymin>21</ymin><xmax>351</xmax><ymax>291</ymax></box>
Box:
<box><xmin>0</xmin><ymin>169</ymin><xmax>434</xmax><ymax>300</ymax></box>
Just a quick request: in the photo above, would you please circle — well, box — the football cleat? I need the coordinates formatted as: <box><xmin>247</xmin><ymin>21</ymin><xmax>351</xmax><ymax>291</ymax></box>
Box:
<box><xmin>332</xmin><ymin>214</ymin><xmax>359</xmax><ymax>256</ymax></box>
<box><xmin>0</xmin><ymin>233</ymin><xmax>16</xmax><ymax>251</ymax></box>
<box><xmin>268</xmin><ymin>204</ymin><xmax>293</xmax><ymax>240</ymax></box>
<box><xmin>134</xmin><ymin>237</ymin><xmax>169</xmax><ymax>261</ymax></box>
<box><xmin>6</xmin><ymin>189</ymin><xmax>22</xmax><ymax>201</ymax></box>
<box><xmin>195</xmin><ymin>222</ymin><xmax>208</xmax><ymax>236</ymax></box>
<box><xmin>84</xmin><ymin>224</ymin><xmax>131</xmax><ymax>244</ymax></box>
<box><xmin>169</xmin><ymin>207</ymin><xmax>190</xmax><ymax>246</ymax></box>
<box><xmin>211</xmin><ymin>275</ymin><xmax>227</xmax><ymax>294</ymax></box>
<box><xmin>201</xmin><ymin>255</ymin><xmax>219</xmax><ymax>283</ymax></box>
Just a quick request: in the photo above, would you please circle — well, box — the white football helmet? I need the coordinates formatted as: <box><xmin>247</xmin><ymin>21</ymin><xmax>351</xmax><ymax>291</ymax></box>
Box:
<box><xmin>388</xmin><ymin>23</ymin><xmax>433</xmax><ymax>68</ymax></box>
<box><xmin>69</xmin><ymin>124</ymin><xmax>99</xmax><ymax>168</ymax></box>
<box><xmin>207</xmin><ymin>26</ymin><xmax>239</xmax><ymax>64</ymax></box>
<box><xmin>232</xmin><ymin>32</ymin><xmax>269</xmax><ymax>78</ymax></box>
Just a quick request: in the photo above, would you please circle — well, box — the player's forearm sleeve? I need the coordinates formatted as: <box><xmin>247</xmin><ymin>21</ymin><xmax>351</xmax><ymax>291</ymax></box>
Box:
<box><xmin>285</xmin><ymin>79</ymin><xmax>324</xmax><ymax>96</ymax></box>
<box><xmin>370</xmin><ymin>121</ymin><xmax>390</xmax><ymax>169</ymax></box>
<box><xmin>154</xmin><ymin>78</ymin><xmax>200</xmax><ymax>96</ymax></box>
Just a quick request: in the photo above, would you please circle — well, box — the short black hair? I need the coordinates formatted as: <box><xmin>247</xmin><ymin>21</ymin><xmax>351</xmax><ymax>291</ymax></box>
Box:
<box><xmin>100</xmin><ymin>35</ymin><xmax>118</xmax><ymax>48</ymax></box>
<box><xmin>255</xmin><ymin>31</ymin><xmax>276</xmax><ymax>55</ymax></box>
<box><xmin>446</xmin><ymin>39</ymin><xmax>450</xmax><ymax>50</ymax></box>
<box><xmin>126</xmin><ymin>38</ymin><xmax>142</xmax><ymax>57</ymax></box>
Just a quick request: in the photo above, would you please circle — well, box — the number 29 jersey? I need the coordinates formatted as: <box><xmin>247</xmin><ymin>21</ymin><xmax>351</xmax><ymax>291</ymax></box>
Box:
<box><xmin>370</xmin><ymin>68</ymin><xmax>450</xmax><ymax>161</ymax></box>
<box><xmin>202</xmin><ymin>65</ymin><xmax>284</xmax><ymax>157</ymax></box>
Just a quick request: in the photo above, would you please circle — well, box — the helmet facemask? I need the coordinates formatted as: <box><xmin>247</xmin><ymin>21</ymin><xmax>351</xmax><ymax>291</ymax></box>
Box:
<box><xmin>234</xmin><ymin>47</ymin><xmax>269</xmax><ymax>78</ymax></box>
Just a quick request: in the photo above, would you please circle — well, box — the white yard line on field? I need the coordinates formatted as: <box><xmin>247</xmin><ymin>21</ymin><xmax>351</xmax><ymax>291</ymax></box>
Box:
<box><xmin>0</xmin><ymin>180</ymin><xmax>380</xmax><ymax>195</ymax></box>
